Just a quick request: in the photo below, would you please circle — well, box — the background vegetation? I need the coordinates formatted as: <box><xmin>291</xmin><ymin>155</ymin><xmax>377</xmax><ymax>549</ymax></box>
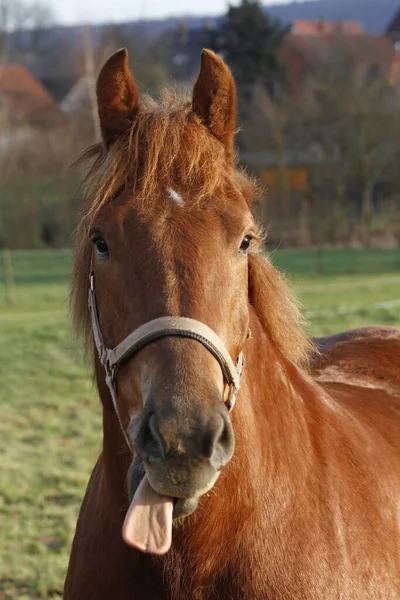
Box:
<box><xmin>1</xmin><ymin>0</ymin><xmax>400</xmax><ymax>250</ymax></box>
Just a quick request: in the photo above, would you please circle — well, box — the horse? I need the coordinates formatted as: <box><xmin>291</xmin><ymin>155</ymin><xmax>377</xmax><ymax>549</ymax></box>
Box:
<box><xmin>64</xmin><ymin>48</ymin><xmax>400</xmax><ymax>599</ymax></box>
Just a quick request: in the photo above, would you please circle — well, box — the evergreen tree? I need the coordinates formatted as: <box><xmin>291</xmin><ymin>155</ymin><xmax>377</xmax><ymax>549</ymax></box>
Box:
<box><xmin>215</xmin><ymin>0</ymin><xmax>289</xmax><ymax>99</ymax></box>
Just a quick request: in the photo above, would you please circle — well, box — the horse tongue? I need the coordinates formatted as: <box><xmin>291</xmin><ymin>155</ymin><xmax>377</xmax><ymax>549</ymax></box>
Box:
<box><xmin>122</xmin><ymin>474</ymin><xmax>173</xmax><ymax>555</ymax></box>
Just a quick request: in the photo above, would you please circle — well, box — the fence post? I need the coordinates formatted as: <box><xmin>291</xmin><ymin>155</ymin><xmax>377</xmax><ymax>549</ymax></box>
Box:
<box><xmin>2</xmin><ymin>248</ymin><xmax>15</xmax><ymax>304</ymax></box>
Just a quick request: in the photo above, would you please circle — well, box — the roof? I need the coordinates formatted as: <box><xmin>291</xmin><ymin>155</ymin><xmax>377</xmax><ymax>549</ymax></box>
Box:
<box><xmin>292</xmin><ymin>19</ymin><xmax>365</xmax><ymax>36</ymax></box>
<box><xmin>0</xmin><ymin>65</ymin><xmax>61</xmax><ymax>124</ymax></box>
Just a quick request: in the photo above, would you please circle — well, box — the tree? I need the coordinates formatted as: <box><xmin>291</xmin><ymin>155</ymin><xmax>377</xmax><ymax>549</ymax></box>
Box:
<box><xmin>239</xmin><ymin>50</ymin><xmax>400</xmax><ymax>253</ymax></box>
<box><xmin>302</xmin><ymin>55</ymin><xmax>400</xmax><ymax>247</ymax></box>
<box><xmin>294</xmin><ymin>56</ymin><xmax>358</xmax><ymax>247</ymax></box>
<box><xmin>214</xmin><ymin>0</ymin><xmax>289</xmax><ymax>101</ymax></box>
<box><xmin>348</xmin><ymin>74</ymin><xmax>400</xmax><ymax>247</ymax></box>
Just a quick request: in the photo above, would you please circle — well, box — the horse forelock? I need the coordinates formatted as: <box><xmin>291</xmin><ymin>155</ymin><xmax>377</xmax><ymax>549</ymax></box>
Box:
<box><xmin>73</xmin><ymin>89</ymin><xmax>257</xmax><ymax>218</ymax></box>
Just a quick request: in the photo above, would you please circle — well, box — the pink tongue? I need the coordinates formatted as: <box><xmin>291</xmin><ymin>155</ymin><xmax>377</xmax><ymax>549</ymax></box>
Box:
<box><xmin>122</xmin><ymin>474</ymin><xmax>174</xmax><ymax>555</ymax></box>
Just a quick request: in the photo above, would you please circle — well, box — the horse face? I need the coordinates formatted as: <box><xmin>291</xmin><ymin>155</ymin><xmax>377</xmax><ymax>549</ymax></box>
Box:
<box><xmin>92</xmin><ymin>191</ymin><xmax>255</xmax><ymax>504</ymax></box>
<box><xmin>86</xmin><ymin>49</ymin><xmax>257</xmax><ymax>539</ymax></box>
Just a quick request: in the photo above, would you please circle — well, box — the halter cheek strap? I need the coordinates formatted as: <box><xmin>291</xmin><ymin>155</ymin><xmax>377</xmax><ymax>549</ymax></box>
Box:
<box><xmin>88</xmin><ymin>267</ymin><xmax>245</xmax><ymax>451</ymax></box>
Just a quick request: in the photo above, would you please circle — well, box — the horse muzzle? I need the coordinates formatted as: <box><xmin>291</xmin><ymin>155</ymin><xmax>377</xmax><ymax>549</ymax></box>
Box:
<box><xmin>130</xmin><ymin>401</ymin><xmax>234</xmax><ymax>503</ymax></box>
<box><xmin>122</xmin><ymin>404</ymin><xmax>234</xmax><ymax>555</ymax></box>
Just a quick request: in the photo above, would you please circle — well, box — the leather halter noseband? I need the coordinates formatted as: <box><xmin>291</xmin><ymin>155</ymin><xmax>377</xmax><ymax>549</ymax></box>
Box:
<box><xmin>88</xmin><ymin>265</ymin><xmax>245</xmax><ymax>450</ymax></box>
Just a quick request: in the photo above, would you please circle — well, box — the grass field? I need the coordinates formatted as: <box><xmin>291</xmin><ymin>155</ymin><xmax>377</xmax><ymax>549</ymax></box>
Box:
<box><xmin>0</xmin><ymin>248</ymin><xmax>399</xmax><ymax>599</ymax></box>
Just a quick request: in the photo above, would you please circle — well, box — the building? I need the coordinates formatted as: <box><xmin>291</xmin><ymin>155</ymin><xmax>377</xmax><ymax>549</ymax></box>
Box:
<box><xmin>291</xmin><ymin>19</ymin><xmax>365</xmax><ymax>36</ymax></box>
<box><xmin>0</xmin><ymin>65</ymin><xmax>62</xmax><ymax>126</ymax></box>
<box><xmin>0</xmin><ymin>65</ymin><xmax>63</xmax><ymax>155</ymax></box>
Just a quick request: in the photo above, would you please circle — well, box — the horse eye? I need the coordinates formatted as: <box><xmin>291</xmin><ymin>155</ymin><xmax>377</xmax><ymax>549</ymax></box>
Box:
<box><xmin>239</xmin><ymin>235</ymin><xmax>253</xmax><ymax>255</ymax></box>
<box><xmin>93</xmin><ymin>237</ymin><xmax>109</xmax><ymax>258</ymax></box>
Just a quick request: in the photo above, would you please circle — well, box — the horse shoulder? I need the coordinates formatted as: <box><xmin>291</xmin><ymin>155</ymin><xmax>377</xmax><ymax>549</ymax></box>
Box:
<box><xmin>312</xmin><ymin>327</ymin><xmax>400</xmax><ymax>390</ymax></box>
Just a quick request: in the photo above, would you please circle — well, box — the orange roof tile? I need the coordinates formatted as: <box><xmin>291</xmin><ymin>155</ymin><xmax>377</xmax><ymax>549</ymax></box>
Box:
<box><xmin>0</xmin><ymin>65</ymin><xmax>61</xmax><ymax>124</ymax></box>
<box><xmin>292</xmin><ymin>20</ymin><xmax>365</xmax><ymax>36</ymax></box>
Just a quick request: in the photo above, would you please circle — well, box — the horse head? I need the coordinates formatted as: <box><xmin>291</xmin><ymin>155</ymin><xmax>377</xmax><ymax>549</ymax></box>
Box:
<box><xmin>73</xmin><ymin>48</ymin><xmax>260</xmax><ymax>553</ymax></box>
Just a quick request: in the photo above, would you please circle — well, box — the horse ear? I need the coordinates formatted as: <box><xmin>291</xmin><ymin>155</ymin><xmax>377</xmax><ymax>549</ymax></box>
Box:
<box><xmin>96</xmin><ymin>48</ymin><xmax>139</xmax><ymax>146</ymax></box>
<box><xmin>192</xmin><ymin>49</ymin><xmax>236</xmax><ymax>162</ymax></box>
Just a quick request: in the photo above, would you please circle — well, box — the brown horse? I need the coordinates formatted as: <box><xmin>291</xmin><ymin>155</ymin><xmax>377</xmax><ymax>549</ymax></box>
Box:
<box><xmin>65</xmin><ymin>48</ymin><xmax>400</xmax><ymax>599</ymax></box>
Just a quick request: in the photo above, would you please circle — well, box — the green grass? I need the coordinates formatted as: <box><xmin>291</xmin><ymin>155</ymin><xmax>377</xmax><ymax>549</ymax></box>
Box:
<box><xmin>271</xmin><ymin>247</ymin><xmax>400</xmax><ymax>275</ymax></box>
<box><xmin>0</xmin><ymin>251</ymin><xmax>100</xmax><ymax>599</ymax></box>
<box><xmin>269</xmin><ymin>248</ymin><xmax>400</xmax><ymax>335</ymax></box>
<box><xmin>0</xmin><ymin>248</ymin><xmax>399</xmax><ymax>598</ymax></box>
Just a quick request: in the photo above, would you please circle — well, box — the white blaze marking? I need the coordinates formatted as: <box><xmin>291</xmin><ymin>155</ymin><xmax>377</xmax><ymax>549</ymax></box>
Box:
<box><xmin>167</xmin><ymin>188</ymin><xmax>184</xmax><ymax>206</ymax></box>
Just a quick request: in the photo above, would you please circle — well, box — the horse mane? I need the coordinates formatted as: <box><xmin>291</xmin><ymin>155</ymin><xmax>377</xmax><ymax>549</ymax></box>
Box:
<box><xmin>248</xmin><ymin>252</ymin><xmax>312</xmax><ymax>365</ymax></box>
<box><xmin>70</xmin><ymin>88</ymin><xmax>311</xmax><ymax>367</ymax></box>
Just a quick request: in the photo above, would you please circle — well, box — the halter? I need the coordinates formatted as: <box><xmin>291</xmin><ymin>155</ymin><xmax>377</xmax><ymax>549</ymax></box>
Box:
<box><xmin>88</xmin><ymin>265</ymin><xmax>245</xmax><ymax>451</ymax></box>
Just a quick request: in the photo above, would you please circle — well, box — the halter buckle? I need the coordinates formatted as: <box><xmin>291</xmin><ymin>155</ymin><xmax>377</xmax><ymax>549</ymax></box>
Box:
<box><xmin>226</xmin><ymin>383</ymin><xmax>237</xmax><ymax>412</ymax></box>
<box><xmin>104</xmin><ymin>356</ymin><xmax>115</xmax><ymax>382</ymax></box>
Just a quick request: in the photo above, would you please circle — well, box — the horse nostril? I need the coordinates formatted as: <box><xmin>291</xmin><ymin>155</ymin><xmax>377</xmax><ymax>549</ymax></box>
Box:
<box><xmin>202</xmin><ymin>413</ymin><xmax>234</xmax><ymax>465</ymax></box>
<box><xmin>202</xmin><ymin>415</ymin><xmax>224</xmax><ymax>459</ymax></box>
<box><xmin>138</xmin><ymin>412</ymin><xmax>166</xmax><ymax>462</ymax></box>
<box><xmin>136</xmin><ymin>407</ymin><xmax>234</xmax><ymax>467</ymax></box>
<box><xmin>218</xmin><ymin>416</ymin><xmax>231</xmax><ymax>448</ymax></box>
